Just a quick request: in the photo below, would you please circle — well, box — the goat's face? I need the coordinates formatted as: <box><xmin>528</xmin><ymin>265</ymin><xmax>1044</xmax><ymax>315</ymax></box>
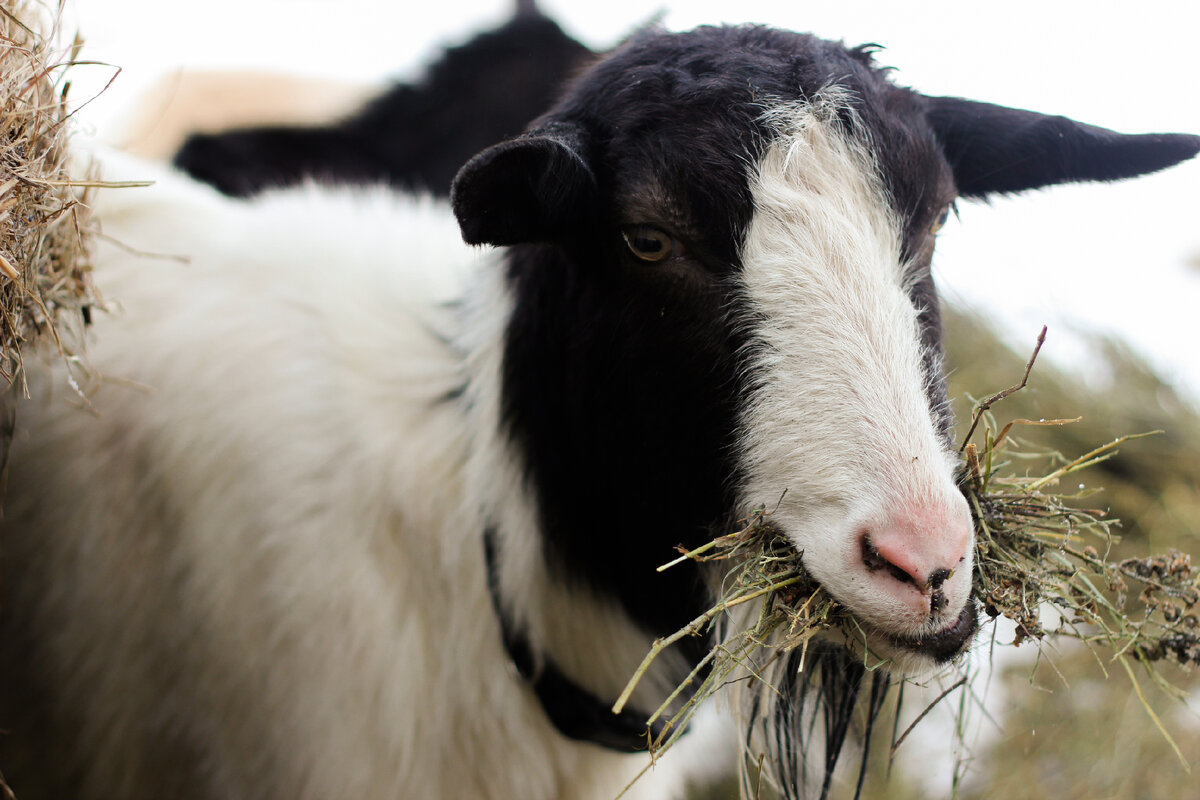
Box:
<box><xmin>452</xmin><ymin>26</ymin><xmax>1200</xmax><ymax>675</ymax></box>
<box><xmin>734</xmin><ymin>94</ymin><xmax>975</xmax><ymax>673</ymax></box>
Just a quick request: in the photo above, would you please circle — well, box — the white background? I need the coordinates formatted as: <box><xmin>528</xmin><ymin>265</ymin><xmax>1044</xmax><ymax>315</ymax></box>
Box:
<box><xmin>59</xmin><ymin>0</ymin><xmax>1200</xmax><ymax>401</ymax></box>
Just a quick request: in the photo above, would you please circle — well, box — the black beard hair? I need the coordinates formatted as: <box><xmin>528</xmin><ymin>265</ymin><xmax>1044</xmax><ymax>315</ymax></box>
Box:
<box><xmin>743</xmin><ymin>644</ymin><xmax>891</xmax><ymax>800</ymax></box>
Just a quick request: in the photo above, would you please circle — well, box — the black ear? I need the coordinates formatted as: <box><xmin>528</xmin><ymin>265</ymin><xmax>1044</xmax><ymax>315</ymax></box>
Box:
<box><xmin>924</xmin><ymin>96</ymin><xmax>1200</xmax><ymax>197</ymax></box>
<box><xmin>450</xmin><ymin>123</ymin><xmax>598</xmax><ymax>246</ymax></box>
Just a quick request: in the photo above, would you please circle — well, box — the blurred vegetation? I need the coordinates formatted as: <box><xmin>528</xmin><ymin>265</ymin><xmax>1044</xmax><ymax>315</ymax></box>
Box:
<box><xmin>953</xmin><ymin>652</ymin><xmax>1200</xmax><ymax>800</ymax></box>
<box><xmin>942</xmin><ymin>305</ymin><xmax>1200</xmax><ymax>557</ymax></box>
<box><xmin>934</xmin><ymin>306</ymin><xmax>1200</xmax><ymax>800</ymax></box>
<box><xmin>689</xmin><ymin>304</ymin><xmax>1200</xmax><ymax>800</ymax></box>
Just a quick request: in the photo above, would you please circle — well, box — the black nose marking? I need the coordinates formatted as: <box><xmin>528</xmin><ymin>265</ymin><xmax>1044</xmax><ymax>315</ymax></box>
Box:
<box><xmin>926</xmin><ymin>567</ymin><xmax>952</xmax><ymax>591</ymax></box>
<box><xmin>930</xmin><ymin>589</ymin><xmax>948</xmax><ymax>614</ymax></box>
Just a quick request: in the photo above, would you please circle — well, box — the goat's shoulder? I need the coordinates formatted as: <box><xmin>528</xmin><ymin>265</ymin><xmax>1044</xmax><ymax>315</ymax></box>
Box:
<box><xmin>2</xmin><ymin>153</ymin><xmax>498</xmax><ymax>798</ymax></box>
<box><xmin>17</xmin><ymin>153</ymin><xmax>484</xmax><ymax>554</ymax></box>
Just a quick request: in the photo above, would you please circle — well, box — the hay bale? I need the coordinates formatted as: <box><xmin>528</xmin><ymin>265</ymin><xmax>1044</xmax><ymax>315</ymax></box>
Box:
<box><xmin>0</xmin><ymin>1</ymin><xmax>95</xmax><ymax>392</ymax></box>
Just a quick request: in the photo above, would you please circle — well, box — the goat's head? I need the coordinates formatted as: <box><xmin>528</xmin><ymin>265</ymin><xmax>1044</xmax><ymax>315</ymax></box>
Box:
<box><xmin>451</xmin><ymin>25</ymin><xmax>1200</xmax><ymax>677</ymax></box>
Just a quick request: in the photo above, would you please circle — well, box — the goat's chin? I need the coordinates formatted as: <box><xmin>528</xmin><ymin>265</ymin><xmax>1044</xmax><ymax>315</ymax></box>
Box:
<box><xmin>836</xmin><ymin>601</ymin><xmax>980</xmax><ymax>677</ymax></box>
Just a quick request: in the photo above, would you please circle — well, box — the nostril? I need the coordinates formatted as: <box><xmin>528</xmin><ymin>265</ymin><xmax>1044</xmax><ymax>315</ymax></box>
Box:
<box><xmin>926</xmin><ymin>567</ymin><xmax>952</xmax><ymax>591</ymax></box>
<box><xmin>861</xmin><ymin>535</ymin><xmax>920</xmax><ymax>588</ymax></box>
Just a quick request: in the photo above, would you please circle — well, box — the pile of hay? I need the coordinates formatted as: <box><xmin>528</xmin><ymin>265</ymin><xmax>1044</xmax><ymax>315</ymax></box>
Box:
<box><xmin>0</xmin><ymin>1</ymin><xmax>96</xmax><ymax>392</ymax></box>
<box><xmin>619</xmin><ymin>329</ymin><xmax>1200</xmax><ymax>796</ymax></box>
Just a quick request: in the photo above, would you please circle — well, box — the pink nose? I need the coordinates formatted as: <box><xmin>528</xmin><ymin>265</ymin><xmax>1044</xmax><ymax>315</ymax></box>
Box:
<box><xmin>860</xmin><ymin>504</ymin><xmax>972</xmax><ymax>608</ymax></box>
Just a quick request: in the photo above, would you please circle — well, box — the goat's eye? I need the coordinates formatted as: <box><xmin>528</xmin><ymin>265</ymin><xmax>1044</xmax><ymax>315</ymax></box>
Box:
<box><xmin>930</xmin><ymin>204</ymin><xmax>952</xmax><ymax>235</ymax></box>
<box><xmin>622</xmin><ymin>225</ymin><xmax>676</xmax><ymax>262</ymax></box>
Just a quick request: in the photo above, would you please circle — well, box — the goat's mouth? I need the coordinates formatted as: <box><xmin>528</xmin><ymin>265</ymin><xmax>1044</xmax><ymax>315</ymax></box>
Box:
<box><xmin>885</xmin><ymin>601</ymin><xmax>979</xmax><ymax>664</ymax></box>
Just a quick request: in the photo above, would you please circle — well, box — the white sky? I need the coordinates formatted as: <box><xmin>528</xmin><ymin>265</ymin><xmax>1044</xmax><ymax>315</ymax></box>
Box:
<box><xmin>59</xmin><ymin>0</ymin><xmax>1200</xmax><ymax>401</ymax></box>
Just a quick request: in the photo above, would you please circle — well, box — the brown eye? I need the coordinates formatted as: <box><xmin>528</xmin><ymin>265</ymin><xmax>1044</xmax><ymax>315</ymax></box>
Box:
<box><xmin>930</xmin><ymin>204</ymin><xmax>952</xmax><ymax>235</ymax></box>
<box><xmin>622</xmin><ymin>225</ymin><xmax>676</xmax><ymax>262</ymax></box>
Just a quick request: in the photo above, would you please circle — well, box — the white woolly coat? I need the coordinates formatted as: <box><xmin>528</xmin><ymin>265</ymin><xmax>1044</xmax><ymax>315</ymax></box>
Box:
<box><xmin>0</xmin><ymin>154</ymin><xmax>720</xmax><ymax>800</ymax></box>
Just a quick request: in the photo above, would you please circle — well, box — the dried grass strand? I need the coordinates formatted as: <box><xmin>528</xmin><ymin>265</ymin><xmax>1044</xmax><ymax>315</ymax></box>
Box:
<box><xmin>0</xmin><ymin>0</ymin><xmax>99</xmax><ymax>391</ymax></box>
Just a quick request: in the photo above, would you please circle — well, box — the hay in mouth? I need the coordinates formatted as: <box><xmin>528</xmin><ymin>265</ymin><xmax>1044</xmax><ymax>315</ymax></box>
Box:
<box><xmin>616</xmin><ymin>327</ymin><xmax>1200</xmax><ymax>796</ymax></box>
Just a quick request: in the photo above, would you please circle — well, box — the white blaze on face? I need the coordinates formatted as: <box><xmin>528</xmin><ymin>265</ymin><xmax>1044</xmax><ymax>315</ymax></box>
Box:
<box><xmin>736</xmin><ymin>95</ymin><xmax>974</xmax><ymax>664</ymax></box>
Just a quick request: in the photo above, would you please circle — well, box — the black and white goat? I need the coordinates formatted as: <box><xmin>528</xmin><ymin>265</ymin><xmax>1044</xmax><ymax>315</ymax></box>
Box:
<box><xmin>2</xmin><ymin>22</ymin><xmax>1197</xmax><ymax>800</ymax></box>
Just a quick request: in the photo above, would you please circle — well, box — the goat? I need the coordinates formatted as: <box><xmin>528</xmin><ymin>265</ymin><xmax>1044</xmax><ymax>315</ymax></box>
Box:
<box><xmin>2</xmin><ymin>22</ymin><xmax>1197</xmax><ymax>800</ymax></box>
<box><xmin>172</xmin><ymin>2</ymin><xmax>591</xmax><ymax>197</ymax></box>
